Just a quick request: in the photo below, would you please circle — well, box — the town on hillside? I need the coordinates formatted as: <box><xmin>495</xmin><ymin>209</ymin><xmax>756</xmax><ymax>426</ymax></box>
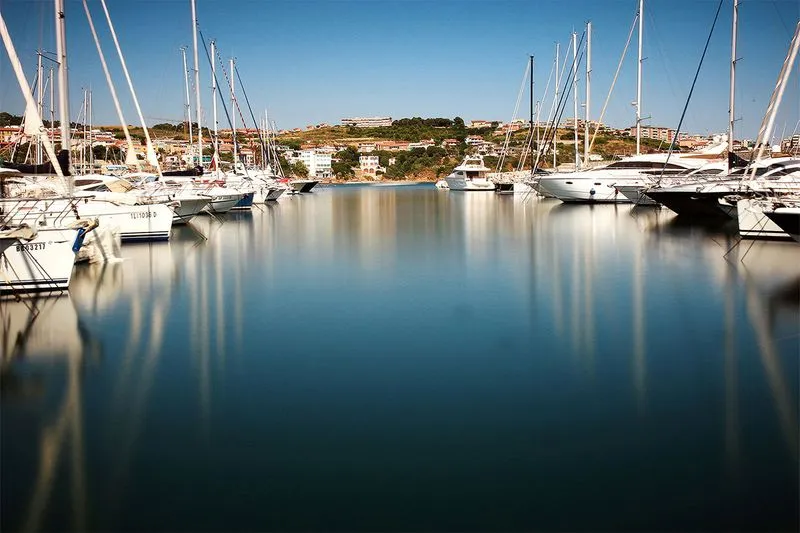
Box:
<box><xmin>1</xmin><ymin>111</ymin><xmax>796</xmax><ymax>182</ymax></box>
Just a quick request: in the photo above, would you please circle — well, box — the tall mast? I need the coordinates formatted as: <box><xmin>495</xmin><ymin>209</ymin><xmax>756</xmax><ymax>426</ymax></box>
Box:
<box><xmin>0</xmin><ymin>10</ymin><xmax>64</xmax><ymax>179</ymax></box>
<box><xmin>82</xmin><ymin>88</ymin><xmax>87</xmax><ymax>172</ymax></box>
<box><xmin>181</xmin><ymin>46</ymin><xmax>193</xmax><ymax>160</ymax></box>
<box><xmin>191</xmin><ymin>0</ymin><xmax>203</xmax><ymax>167</ymax></box>
<box><xmin>572</xmin><ymin>31</ymin><xmax>579</xmax><ymax>169</ymax></box>
<box><xmin>635</xmin><ymin>0</ymin><xmax>644</xmax><ymax>155</ymax></box>
<box><xmin>728</xmin><ymin>0</ymin><xmax>738</xmax><ymax>168</ymax></box>
<box><xmin>211</xmin><ymin>40</ymin><xmax>219</xmax><ymax>177</ymax></box>
<box><xmin>554</xmin><ymin>42</ymin><xmax>559</xmax><ymax>168</ymax></box>
<box><xmin>54</xmin><ymin>0</ymin><xmax>70</xmax><ymax>164</ymax></box>
<box><xmin>82</xmin><ymin>0</ymin><xmax>137</xmax><ymax>167</ymax></box>
<box><xmin>231</xmin><ymin>57</ymin><xmax>238</xmax><ymax>169</ymax></box>
<box><xmin>49</xmin><ymin>66</ymin><xmax>55</xmax><ymax>143</ymax></box>
<box><xmin>584</xmin><ymin>21</ymin><xmax>592</xmax><ymax>164</ymax></box>
<box><xmin>529</xmin><ymin>55</ymin><xmax>535</xmax><ymax>174</ymax></box>
<box><xmin>88</xmin><ymin>88</ymin><xmax>93</xmax><ymax>169</ymax></box>
<box><xmin>99</xmin><ymin>0</ymin><xmax>161</xmax><ymax>173</ymax></box>
<box><xmin>36</xmin><ymin>51</ymin><xmax>44</xmax><ymax>164</ymax></box>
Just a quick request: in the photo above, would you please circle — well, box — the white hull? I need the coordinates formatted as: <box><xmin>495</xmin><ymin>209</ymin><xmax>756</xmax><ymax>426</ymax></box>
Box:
<box><xmin>0</xmin><ymin>228</ymin><xmax>81</xmax><ymax>292</ymax></box>
<box><xmin>736</xmin><ymin>198</ymin><xmax>792</xmax><ymax>240</ymax></box>
<box><xmin>435</xmin><ymin>180</ymin><xmax>449</xmax><ymax>190</ymax></box>
<box><xmin>616</xmin><ymin>184</ymin><xmax>658</xmax><ymax>205</ymax></box>
<box><xmin>172</xmin><ymin>197</ymin><xmax>211</xmax><ymax>224</ymax></box>
<box><xmin>443</xmin><ymin>177</ymin><xmax>495</xmax><ymax>191</ymax></box>
<box><xmin>538</xmin><ymin>176</ymin><xmax>636</xmax><ymax>203</ymax></box>
<box><xmin>7</xmin><ymin>199</ymin><xmax>173</xmax><ymax>242</ymax></box>
<box><xmin>203</xmin><ymin>193</ymin><xmax>245</xmax><ymax>214</ymax></box>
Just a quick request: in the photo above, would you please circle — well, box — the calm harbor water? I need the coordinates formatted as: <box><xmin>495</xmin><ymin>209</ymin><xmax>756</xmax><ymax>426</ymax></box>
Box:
<box><xmin>1</xmin><ymin>184</ymin><xmax>798</xmax><ymax>532</ymax></box>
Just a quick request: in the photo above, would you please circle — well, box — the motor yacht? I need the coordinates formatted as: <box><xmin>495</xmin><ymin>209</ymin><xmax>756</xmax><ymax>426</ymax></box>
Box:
<box><xmin>444</xmin><ymin>155</ymin><xmax>496</xmax><ymax>191</ymax></box>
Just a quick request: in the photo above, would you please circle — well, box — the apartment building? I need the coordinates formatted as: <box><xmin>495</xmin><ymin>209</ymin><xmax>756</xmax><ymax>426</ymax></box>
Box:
<box><xmin>341</xmin><ymin>116</ymin><xmax>393</xmax><ymax>128</ymax></box>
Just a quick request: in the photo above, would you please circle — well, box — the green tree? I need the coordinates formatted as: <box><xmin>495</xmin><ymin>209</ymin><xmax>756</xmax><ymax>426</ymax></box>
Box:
<box><xmin>332</xmin><ymin>161</ymin><xmax>355</xmax><ymax>179</ymax></box>
<box><xmin>291</xmin><ymin>161</ymin><xmax>309</xmax><ymax>178</ymax></box>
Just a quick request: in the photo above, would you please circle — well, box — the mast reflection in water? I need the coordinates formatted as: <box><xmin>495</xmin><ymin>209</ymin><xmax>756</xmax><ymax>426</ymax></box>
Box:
<box><xmin>1</xmin><ymin>184</ymin><xmax>798</xmax><ymax>532</ymax></box>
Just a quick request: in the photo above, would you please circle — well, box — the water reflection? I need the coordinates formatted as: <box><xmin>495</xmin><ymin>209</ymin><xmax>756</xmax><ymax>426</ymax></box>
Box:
<box><xmin>1</xmin><ymin>185</ymin><xmax>798</xmax><ymax>532</ymax></box>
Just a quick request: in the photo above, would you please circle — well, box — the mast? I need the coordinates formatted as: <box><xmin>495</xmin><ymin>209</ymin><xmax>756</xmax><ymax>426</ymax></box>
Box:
<box><xmin>54</xmin><ymin>0</ymin><xmax>71</xmax><ymax>174</ymax></box>
<box><xmin>36</xmin><ymin>51</ymin><xmax>43</xmax><ymax>164</ymax></box>
<box><xmin>529</xmin><ymin>55</ymin><xmax>534</xmax><ymax>174</ymax></box>
<box><xmin>81</xmin><ymin>0</ymin><xmax>137</xmax><ymax>167</ymax></box>
<box><xmin>231</xmin><ymin>57</ymin><xmax>238</xmax><ymax>169</ymax></box>
<box><xmin>0</xmin><ymin>10</ymin><xmax>64</xmax><ymax>179</ymax></box>
<box><xmin>82</xmin><ymin>88</ymin><xmax>87</xmax><ymax>172</ymax></box>
<box><xmin>49</xmin><ymin>66</ymin><xmax>55</xmax><ymax>143</ymax></box>
<box><xmin>584</xmin><ymin>21</ymin><xmax>592</xmax><ymax>164</ymax></box>
<box><xmin>88</xmin><ymin>88</ymin><xmax>93</xmax><ymax>169</ymax></box>
<box><xmin>211</xmin><ymin>40</ymin><xmax>219</xmax><ymax>177</ymax></box>
<box><xmin>728</xmin><ymin>0</ymin><xmax>738</xmax><ymax>168</ymax></box>
<box><xmin>191</xmin><ymin>0</ymin><xmax>203</xmax><ymax>167</ymax></box>
<box><xmin>181</xmin><ymin>46</ymin><xmax>193</xmax><ymax>161</ymax></box>
<box><xmin>554</xmin><ymin>42</ymin><xmax>559</xmax><ymax>169</ymax></box>
<box><xmin>572</xmin><ymin>31</ymin><xmax>579</xmax><ymax>169</ymax></box>
<box><xmin>635</xmin><ymin>0</ymin><xmax>643</xmax><ymax>155</ymax></box>
<box><xmin>99</xmin><ymin>0</ymin><xmax>160</xmax><ymax>173</ymax></box>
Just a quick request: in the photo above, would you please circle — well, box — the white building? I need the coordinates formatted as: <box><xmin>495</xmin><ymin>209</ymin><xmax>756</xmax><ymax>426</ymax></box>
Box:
<box><xmin>341</xmin><ymin>116</ymin><xmax>393</xmax><ymax>128</ymax></box>
<box><xmin>289</xmin><ymin>149</ymin><xmax>333</xmax><ymax>178</ymax></box>
<box><xmin>359</xmin><ymin>155</ymin><xmax>382</xmax><ymax>176</ymax></box>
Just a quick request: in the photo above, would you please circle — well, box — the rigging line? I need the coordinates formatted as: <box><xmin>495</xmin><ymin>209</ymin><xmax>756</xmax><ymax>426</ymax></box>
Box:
<box><xmin>198</xmin><ymin>31</ymin><xmax>236</xmax><ymax>149</ymax></box>
<box><xmin>524</xmin><ymin>33</ymin><xmax>585</xmax><ymax>204</ymax></box>
<box><xmin>233</xmin><ymin>65</ymin><xmax>270</xmax><ymax>165</ymax></box>
<box><xmin>498</xmin><ymin>59</ymin><xmax>531</xmax><ymax>172</ymax></box>
<box><xmin>656</xmin><ymin>0</ymin><xmax>725</xmax><ymax>185</ymax></box>
<box><xmin>589</xmin><ymin>9</ymin><xmax>638</xmax><ymax>153</ymax></box>
<box><xmin>535</xmin><ymin>32</ymin><xmax>586</xmax><ymax>172</ymax></box>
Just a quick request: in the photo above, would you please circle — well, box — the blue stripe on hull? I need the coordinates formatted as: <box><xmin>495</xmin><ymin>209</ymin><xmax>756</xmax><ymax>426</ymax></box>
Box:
<box><xmin>232</xmin><ymin>192</ymin><xmax>255</xmax><ymax>209</ymax></box>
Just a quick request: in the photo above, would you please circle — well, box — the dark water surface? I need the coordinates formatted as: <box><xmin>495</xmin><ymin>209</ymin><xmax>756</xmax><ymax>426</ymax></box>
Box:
<box><xmin>2</xmin><ymin>184</ymin><xmax>798</xmax><ymax>532</ymax></box>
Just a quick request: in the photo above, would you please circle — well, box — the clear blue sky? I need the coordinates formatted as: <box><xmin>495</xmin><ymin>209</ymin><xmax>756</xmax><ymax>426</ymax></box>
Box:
<box><xmin>1</xmin><ymin>0</ymin><xmax>798</xmax><ymax>140</ymax></box>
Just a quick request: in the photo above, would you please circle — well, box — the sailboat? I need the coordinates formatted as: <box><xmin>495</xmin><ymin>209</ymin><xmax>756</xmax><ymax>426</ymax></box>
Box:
<box><xmin>0</xmin><ymin>6</ymin><xmax>98</xmax><ymax>293</ymax></box>
<box><xmin>647</xmin><ymin>20</ymin><xmax>800</xmax><ymax>228</ymax></box>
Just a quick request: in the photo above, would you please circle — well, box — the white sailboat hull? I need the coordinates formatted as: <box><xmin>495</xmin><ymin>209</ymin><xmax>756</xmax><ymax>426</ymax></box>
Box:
<box><xmin>0</xmin><ymin>228</ymin><xmax>81</xmax><ymax>292</ymax></box>
<box><xmin>172</xmin><ymin>197</ymin><xmax>210</xmax><ymax>225</ymax></box>
<box><xmin>203</xmin><ymin>194</ymin><xmax>244</xmax><ymax>214</ymax></box>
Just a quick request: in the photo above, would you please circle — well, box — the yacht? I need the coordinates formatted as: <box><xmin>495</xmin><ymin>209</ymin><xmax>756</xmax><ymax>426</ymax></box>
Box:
<box><xmin>615</xmin><ymin>161</ymin><xmax>729</xmax><ymax>206</ymax></box>
<box><xmin>646</xmin><ymin>158</ymin><xmax>800</xmax><ymax>220</ymax></box>
<box><xmin>444</xmin><ymin>155</ymin><xmax>496</xmax><ymax>191</ymax></box>
<box><xmin>537</xmin><ymin>151</ymin><xmax>719</xmax><ymax>203</ymax></box>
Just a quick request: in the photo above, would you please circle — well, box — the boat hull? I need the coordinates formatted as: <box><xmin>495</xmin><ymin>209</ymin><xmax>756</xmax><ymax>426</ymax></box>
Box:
<box><xmin>644</xmin><ymin>190</ymin><xmax>732</xmax><ymax>220</ymax></box>
<box><xmin>172</xmin><ymin>197</ymin><xmax>210</xmax><ymax>225</ymax></box>
<box><xmin>443</xmin><ymin>177</ymin><xmax>495</xmax><ymax>191</ymax></box>
<box><xmin>764</xmin><ymin>208</ymin><xmax>800</xmax><ymax>243</ymax></box>
<box><xmin>231</xmin><ymin>192</ymin><xmax>256</xmax><ymax>210</ymax></box>
<box><xmin>615</xmin><ymin>184</ymin><xmax>658</xmax><ymax>206</ymax></box>
<box><xmin>736</xmin><ymin>198</ymin><xmax>793</xmax><ymax>241</ymax></box>
<box><xmin>203</xmin><ymin>194</ymin><xmax>245</xmax><ymax>214</ymax></box>
<box><xmin>537</xmin><ymin>176</ymin><xmax>632</xmax><ymax>203</ymax></box>
<box><xmin>290</xmin><ymin>180</ymin><xmax>319</xmax><ymax>193</ymax></box>
<box><xmin>266</xmin><ymin>188</ymin><xmax>285</xmax><ymax>201</ymax></box>
<box><xmin>0</xmin><ymin>228</ymin><xmax>81</xmax><ymax>293</ymax></box>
